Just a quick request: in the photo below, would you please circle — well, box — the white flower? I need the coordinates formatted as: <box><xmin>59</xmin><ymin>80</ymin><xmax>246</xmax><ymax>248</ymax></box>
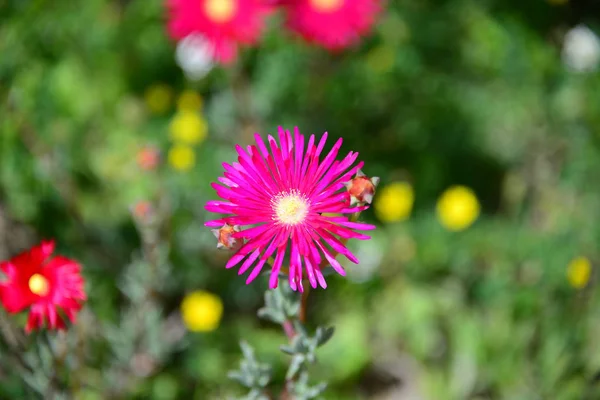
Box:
<box><xmin>175</xmin><ymin>34</ymin><xmax>215</xmax><ymax>81</ymax></box>
<box><xmin>562</xmin><ymin>24</ymin><xmax>600</xmax><ymax>73</ymax></box>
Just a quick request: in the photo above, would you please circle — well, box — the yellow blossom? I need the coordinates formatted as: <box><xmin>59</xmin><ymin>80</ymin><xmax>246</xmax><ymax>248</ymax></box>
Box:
<box><xmin>181</xmin><ymin>291</ymin><xmax>223</xmax><ymax>332</ymax></box>
<box><xmin>436</xmin><ymin>185</ymin><xmax>480</xmax><ymax>231</ymax></box>
<box><xmin>374</xmin><ymin>182</ymin><xmax>414</xmax><ymax>223</ymax></box>
<box><xmin>168</xmin><ymin>145</ymin><xmax>195</xmax><ymax>172</ymax></box>
<box><xmin>169</xmin><ymin>111</ymin><xmax>208</xmax><ymax>145</ymax></box>
<box><xmin>144</xmin><ymin>84</ymin><xmax>172</xmax><ymax>115</ymax></box>
<box><xmin>177</xmin><ymin>90</ymin><xmax>203</xmax><ymax>111</ymax></box>
<box><xmin>567</xmin><ymin>256</ymin><xmax>592</xmax><ymax>289</ymax></box>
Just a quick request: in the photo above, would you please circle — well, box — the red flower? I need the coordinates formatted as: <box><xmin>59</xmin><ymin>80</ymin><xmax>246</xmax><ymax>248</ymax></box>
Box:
<box><xmin>283</xmin><ymin>0</ymin><xmax>381</xmax><ymax>50</ymax></box>
<box><xmin>166</xmin><ymin>0</ymin><xmax>272</xmax><ymax>64</ymax></box>
<box><xmin>0</xmin><ymin>241</ymin><xmax>86</xmax><ymax>333</ymax></box>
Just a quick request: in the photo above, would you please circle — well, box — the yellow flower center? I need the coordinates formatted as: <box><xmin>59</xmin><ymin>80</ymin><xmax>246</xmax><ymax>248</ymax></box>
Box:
<box><xmin>273</xmin><ymin>190</ymin><xmax>310</xmax><ymax>225</ymax></box>
<box><xmin>28</xmin><ymin>273</ymin><xmax>49</xmax><ymax>296</ymax></box>
<box><xmin>309</xmin><ymin>0</ymin><xmax>344</xmax><ymax>13</ymax></box>
<box><xmin>204</xmin><ymin>0</ymin><xmax>237</xmax><ymax>23</ymax></box>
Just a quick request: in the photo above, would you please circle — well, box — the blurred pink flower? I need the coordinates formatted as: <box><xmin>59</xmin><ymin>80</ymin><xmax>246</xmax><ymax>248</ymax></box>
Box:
<box><xmin>166</xmin><ymin>0</ymin><xmax>272</xmax><ymax>64</ymax></box>
<box><xmin>205</xmin><ymin>127</ymin><xmax>375</xmax><ymax>291</ymax></box>
<box><xmin>137</xmin><ymin>146</ymin><xmax>161</xmax><ymax>171</ymax></box>
<box><xmin>283</xmin><ymin>0</ymin><xmax>381</xmax><ymax>50</ymax></box>
<box><xmin>131</xmin><ymin>200</ymin><xmax>154</xmax><ymax>222</ymax></box>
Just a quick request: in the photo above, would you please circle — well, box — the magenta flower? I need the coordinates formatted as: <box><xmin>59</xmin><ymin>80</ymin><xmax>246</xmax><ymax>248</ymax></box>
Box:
<box><xmin>282</xmin><ymin>0</ymin><xmax>381</xmax><ymax>50</ymax></box>
<box><xmin>205</xmin><ymin>127</ymin><xmax>376</xmax><ymax>291</ymax></box>
<box><xmin>166</xmin><ymin>0</ymin><xmax>272</xmax><ymax>64</ymax></box>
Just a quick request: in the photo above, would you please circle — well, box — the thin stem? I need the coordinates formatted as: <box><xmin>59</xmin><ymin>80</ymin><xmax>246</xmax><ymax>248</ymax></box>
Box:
<box><xmin>7</xmin><ymin>349</ymin><xmax>35</xmax><ymax>375</ymax></box>
<box><xmin>283</xmin><ymin>320</ymin><xmax>296</xmax><ymax>339</ymax></box>
<box><xmin>299</xmin><ymin>287</ymin><xmax>310</xmax><ymax>323</ymax></box>
<box><xmin>0</xmin><ymin>310</ymin><xmax>34</xmax><ymax>375</ymax></box>
<box><xmin>43</xmin><ymin>333</ymin><xmax>62</xmax><ymax>398</ymax></box>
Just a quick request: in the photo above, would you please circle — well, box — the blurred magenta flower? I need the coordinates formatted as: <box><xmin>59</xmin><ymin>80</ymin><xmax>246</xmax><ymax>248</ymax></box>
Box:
<box><xmin>205</xmin><ymin>127</ymin><xmax>375</xmax><ymax>291</ymax></box>
<box><xmin>0</xmin><ymin>241</ymin><xmax>86</xmax><ymax>333</ymax></box>
<box><xmin>166</xmin><ymin>0</ymin><xmax>272</xmax><ymax>64</ymax></box>
<box><xmin>283</xmin><ymin>0</ymin><xmax>381</xmax><ymax>50</ymax></box>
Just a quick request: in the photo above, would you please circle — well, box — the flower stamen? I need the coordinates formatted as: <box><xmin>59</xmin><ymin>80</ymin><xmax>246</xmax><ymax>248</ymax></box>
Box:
<box><xmin>310</xmin><ymin>0</ymin><xmax>344</xmax><ymax>13</ymax></box>
<box><xmin>204</xmin><ymin>0</ymin><xmax>237</xmax><ymax>23</ymax></box>
<box><xmin>272</xmin><ymin>190</ymin><xmax>310</xmax><ymax>225</ymax></box>
<box><xmin>28</xmin><ymin>273</ymin><xmax>49</xmax><ymax>296</ymax></box>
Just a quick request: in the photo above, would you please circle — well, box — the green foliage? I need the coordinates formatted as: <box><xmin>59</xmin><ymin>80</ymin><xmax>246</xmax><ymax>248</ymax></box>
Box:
<box><xmin>1</xmin><ymin>0</ymin><xmax>600</xmax><ymax>399</ymax></box>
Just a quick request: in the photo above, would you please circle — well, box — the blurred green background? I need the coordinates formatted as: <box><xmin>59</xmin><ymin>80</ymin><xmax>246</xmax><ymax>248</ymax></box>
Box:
<box><xmin>2</xmin><ymin>0</ymin><xmax>600</xmax><ymax>399</ymax></box>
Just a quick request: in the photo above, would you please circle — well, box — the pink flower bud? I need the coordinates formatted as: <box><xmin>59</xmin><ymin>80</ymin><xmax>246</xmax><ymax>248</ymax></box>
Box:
<box><xmin>131</xmin><ymin>200</ymin><xmax>154</xmax><ymax>221</ymax></box>
<box><xmin>211</xmin><ymin>224</ymin><xmax>243</xmax><ymax>251</ymax></box>
<box><xmin>137</xmin><ymin>146</ymin><xmax>161</xmax><ymax>171</ymax></box>
<box><xmin>345</xmin><ymin>169</ymin><xmax>380</xmax><ymax>206</ymax></box>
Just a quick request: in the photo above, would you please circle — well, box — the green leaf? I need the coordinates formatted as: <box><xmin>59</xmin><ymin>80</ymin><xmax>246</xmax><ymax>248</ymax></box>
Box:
<box><xmin>286</xmin><ymin>354</ymin><xmax>305</xmax><ymax>380</ymax></box>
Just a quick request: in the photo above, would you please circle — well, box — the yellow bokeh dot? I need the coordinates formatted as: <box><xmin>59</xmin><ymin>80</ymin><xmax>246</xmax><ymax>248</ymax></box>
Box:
<box><xmin>366</xmin><ymin>45</ymin><xmax>396</xmax><ymax>74</ymax></box>
<box><xmin>567</xmin><ymin>256</ymin><xmax>592</xmax><ymax>289</ymax></box>
<box><xmin>144</xmin><ymin>84</ymin><xmax>172</xmax><ymax>115</ymax></box>
<box><xmin>168</xmin><ymin>145</ymin><xmax>196</xmax><ymax>172</ymax></box>
<box><xmin>375</xmin><ymin>182</ymin><xmax>414</xmax><ymax>223</ymax></box>
<box><xmin>169</xmin><ymin>111</ymin><xmax>208</xmax><ymax>145</ymax></box>
<box><xmin>436</xmin><ymin>185</ymin><xmax>480</xmax><ymax>231</ymax></box>
<box><xmin>181</xmin><ymin>290</ymin><xmax>223</xmax><ymax>332</ymax></box>
<box><xmin>177</xmin><ymin>90</ymin><xmax>203</xmax><ymax>111</ymax></box>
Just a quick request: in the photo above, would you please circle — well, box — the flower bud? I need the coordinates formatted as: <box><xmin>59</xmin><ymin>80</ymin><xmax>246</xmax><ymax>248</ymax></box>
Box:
<box><xmin>345</xmin><ymin>169</ymin><xmax>380</xmax><ymax>206</ymax></box>
<box><xmin>131</xmin><ymin>200</ymin><xmax>154</xmax><ymax>222</ymax></box>
<box><xmin>136</xmin><ymin>146</ymin><xmax>161</xmax><ymax>171</ymax></box>
<box><xmin>211</xmin><ymin>224</ymin><xmax>243</xmax><ymax>251</ymax></box>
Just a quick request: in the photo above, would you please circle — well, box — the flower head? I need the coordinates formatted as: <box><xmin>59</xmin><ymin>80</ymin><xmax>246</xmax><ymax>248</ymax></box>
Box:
<box><xmin>436</xmin><ymin>185</ymin><xmax>480</xmax><ymax>231</ymax></box>
<box><xmin>375</xmin><ymin>181</ymin><xmax>414</xmax><ymax>223</ymax></box>
<box><xmin>212</xmin><ymin>224</ymin><xmax>243</xmax><ymax>251</ymax></box>
<box><xmin>0</xmin><ymin>241</ymin><xmax>86</xmax><ymax>333</ymax></box>
<box><xmin>567</xmin><ymin>256</ymin><xmax>592</xmax><ymax>289</ymax></box>
<box><xmin>137</xmin><ymin>145</ymin><xmax>161</xmax><ymax>171</ymax></box>
<box><xmin>169</xmin><ymin>111</ymin><xmax>208</xmax><ymax>145</ymax></box>
<box><xmin>205</xmin><ymin>127</ymin><xmax>376</xmax><ymax>291</ymax></box>
<box><xmin>562</xmin><ymin>24</ymin><xmax>600</xmax><ymax>73</ymax></box>
<box><xmin>175</xmin><ymin>34</ymin><xmax>216</xmax><ymax>79</ymax></box>
<box><xmin>131</xmin><ymin>200</ymin><xmax>155</xmax><ymax>223</ymax></box>
<box><xmin>167</xmin><ymin>0</ymin><xmax>272</xmax><ymax>64</ymax></box>
<box><xmin>168</xmin><ymin>144</ymin><xmax>196</xmax><ymax>172</ymax></box>
<box><xmin>283</xmin><ymin>0</ymin><xmax>381</xmax><ymax>50</ymax></box>
<box><xmin>180</xmin><ymin>290</ymin><xmax>223</xmax><ymax>332</ymax></box>
<box><xmin>345</xmin><ymin>169</ymin><xmax>379</xmax><ymax>205</ymax></box>
<box><xmin>144</xmin><ymin>83</ymin><xmax>173</xmax><ymax>115</ymax></box>
<box><xmin>177</xmin><ymin>90</ymin><xmax>203</xmax><ymax>111</ymax></box>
